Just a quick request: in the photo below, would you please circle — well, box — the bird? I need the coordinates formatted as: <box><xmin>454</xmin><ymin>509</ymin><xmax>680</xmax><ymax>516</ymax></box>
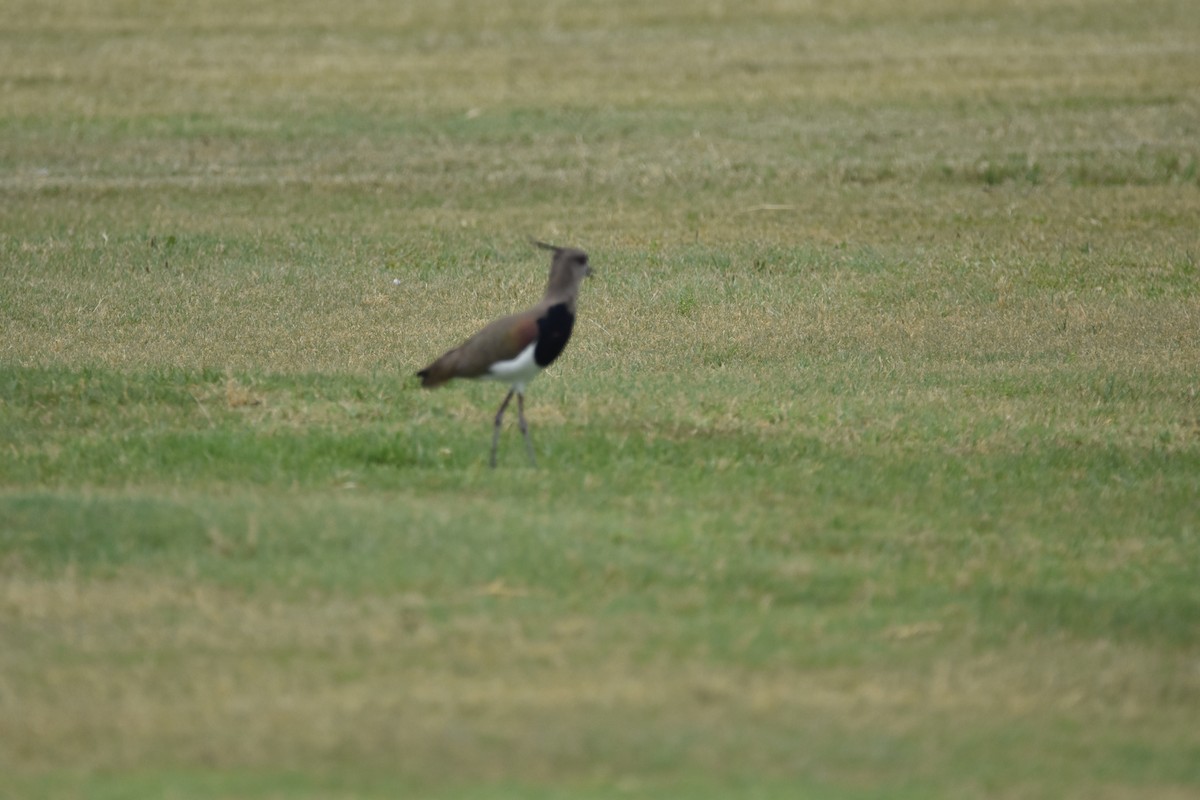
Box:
<box><xmin>417</xmin><ymin>241</ymin><xmax>592</xmax><ymax>467</ymax></box>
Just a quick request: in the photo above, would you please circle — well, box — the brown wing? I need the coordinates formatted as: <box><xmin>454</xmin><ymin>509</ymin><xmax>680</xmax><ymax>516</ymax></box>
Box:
<box><xmin>417</xmin><ymin>308</ymin><xmax>539</xmax><ymax>388</ymax></box>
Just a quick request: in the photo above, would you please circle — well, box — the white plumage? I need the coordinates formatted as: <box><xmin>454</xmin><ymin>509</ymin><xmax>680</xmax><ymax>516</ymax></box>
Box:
<box><xmin>483</xmin><ymin>341</ymin><xmax>540</xmax><ymax>392</ymax></box>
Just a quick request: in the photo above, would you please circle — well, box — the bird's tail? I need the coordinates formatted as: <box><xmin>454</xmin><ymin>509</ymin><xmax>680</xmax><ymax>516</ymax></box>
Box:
<box><xmin>416</xmin><ymin>355</ymin><xmax>454</xmax><ymax>388</ymax></box>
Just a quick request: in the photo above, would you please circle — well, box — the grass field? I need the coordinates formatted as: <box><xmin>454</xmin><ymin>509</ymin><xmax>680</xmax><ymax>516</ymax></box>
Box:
<box><xmin>2</xmin><ymin>0</ymin><xmax>1199</xmax><ymax>797</ymax></box>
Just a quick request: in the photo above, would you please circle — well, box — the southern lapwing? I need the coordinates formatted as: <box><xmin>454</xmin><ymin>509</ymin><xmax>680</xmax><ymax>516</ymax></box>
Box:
<box><xmin>417</xmin><ymin>241</ymin><xmax>591</xmax><ymax>467</ymax></box>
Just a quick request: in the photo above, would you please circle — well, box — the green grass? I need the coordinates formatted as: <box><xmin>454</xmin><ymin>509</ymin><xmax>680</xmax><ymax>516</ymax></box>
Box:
<box><xmin>3</xmin><ymin>0</ymin><xmax>1200</xmax><ymax>797</ymax></box>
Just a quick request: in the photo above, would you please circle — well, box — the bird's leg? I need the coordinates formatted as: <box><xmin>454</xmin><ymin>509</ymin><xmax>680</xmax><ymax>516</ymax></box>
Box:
<box><xmin>490</xmin><ymin>389</ymin><xmax>515</xmax><ymax>469</ymax></box>
<box><xmin>517</xmin><ymin>392</ymin><xmax>537</xmax><ymax>467</ymax></box>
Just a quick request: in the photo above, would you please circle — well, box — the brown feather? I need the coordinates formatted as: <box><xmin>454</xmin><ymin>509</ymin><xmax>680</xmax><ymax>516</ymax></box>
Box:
<box><xmin>417</xmin><ymin>311</ymin><xmax>538</xmax><ymax>387</ymax></box>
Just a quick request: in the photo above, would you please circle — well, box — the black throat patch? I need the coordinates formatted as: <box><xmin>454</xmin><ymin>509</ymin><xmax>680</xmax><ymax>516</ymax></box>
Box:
<box><xmin>533</xmin><ymin>302</ymin><xmax>575</xmax><ymax>368</ymax></box>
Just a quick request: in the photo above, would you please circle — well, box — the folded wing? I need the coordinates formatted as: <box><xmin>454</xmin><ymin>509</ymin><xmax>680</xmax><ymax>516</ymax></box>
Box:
<box><xmin>417</xmin><ymin>310</ymin><xmax>539</xmax><ymax>388</ymax></box>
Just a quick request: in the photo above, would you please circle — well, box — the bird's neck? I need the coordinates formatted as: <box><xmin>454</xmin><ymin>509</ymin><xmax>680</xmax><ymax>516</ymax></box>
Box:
<box><xmin>542</xmin><ymin>274</ymin><xmax>581</xmax><ymax>308</ymax></box>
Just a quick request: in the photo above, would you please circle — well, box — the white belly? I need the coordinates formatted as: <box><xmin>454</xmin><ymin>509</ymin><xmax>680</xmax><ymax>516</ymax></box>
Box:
<box><xmin>484</xmin><ymin>341</ymin><xmax>541</xmax><ymax>391</ymax></box>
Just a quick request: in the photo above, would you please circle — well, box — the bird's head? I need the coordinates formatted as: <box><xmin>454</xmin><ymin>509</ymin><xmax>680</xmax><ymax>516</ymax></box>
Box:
<box><xmin>535</xmin><ymin>240</ymin><xmax>592</xmax><ymax>296</ymax></box>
